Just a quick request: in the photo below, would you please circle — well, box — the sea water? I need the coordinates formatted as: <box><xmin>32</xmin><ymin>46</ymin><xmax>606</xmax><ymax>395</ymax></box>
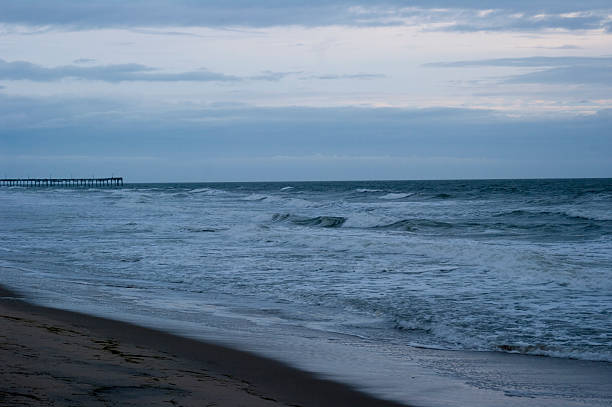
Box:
<box><xmin>1</xmin><ymin>179</ymin><xmax>611</xmax><ymax>404</ymax></box>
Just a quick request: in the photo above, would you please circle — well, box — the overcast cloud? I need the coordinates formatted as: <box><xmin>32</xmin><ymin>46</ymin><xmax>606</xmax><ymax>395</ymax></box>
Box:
<box><xmin>1</xmin><ymin>1</ymin><xmax>611</xmax><ymax>30</ymax></box>
<box><xmin>2</xmin><ymin>95</ymin><xmax>610</xmax><ymax>180</ymax></box>
<box><xmin>426</xmin><ymin>56</ymin><xmax>612</xmax><ymax>86</ymax></box>
<box><xmin>0</xmin><ymin>1</ymin><xmax>610</xmax><ymax>180</ymax></box>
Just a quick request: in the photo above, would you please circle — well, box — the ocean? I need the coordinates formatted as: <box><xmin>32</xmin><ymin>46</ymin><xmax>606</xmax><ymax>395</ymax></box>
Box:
<box><xmin>1</xmin><ymin>179</ymin><xmax>611</xmax><ymax>405</ymax></box>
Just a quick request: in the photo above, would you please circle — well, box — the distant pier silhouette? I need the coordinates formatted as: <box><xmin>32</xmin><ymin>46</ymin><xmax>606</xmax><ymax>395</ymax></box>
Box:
<box><xmin>0</xmin><ymin>177</ymin><xmax>123</xmax><ymax>187</ymax></box>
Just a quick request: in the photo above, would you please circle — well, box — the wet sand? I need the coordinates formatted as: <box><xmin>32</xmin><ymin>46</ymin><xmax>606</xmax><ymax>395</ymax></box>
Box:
<box><xmin>0</xmin><ymin>286</ymin><xmax>406</xmax><ymax>407</ymax></box>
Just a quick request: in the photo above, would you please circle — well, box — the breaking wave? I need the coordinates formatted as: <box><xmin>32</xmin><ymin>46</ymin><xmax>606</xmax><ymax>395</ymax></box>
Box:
<box><xmin>241</xmin><ymin>194</ymin><xmax>268</xmax><ymax>201</ymax></box>
<box><xmin>355</xmin><ymin>188</ymin><xmax>382</xmax><ymax>193</ymax></box>
<box><xmin>492</xmin><ymin>210</ymin><xmax>612</xmax><ymax>235</ymax></box>
<box><xmin>272</xmin><ymin>213</ymin><xmax>346</xmax><ymax>228</ymax></box>
<box><xmin>372</xmin><ymin>219</ymin><xmax>454</xmax><ymax>231</ymax></box>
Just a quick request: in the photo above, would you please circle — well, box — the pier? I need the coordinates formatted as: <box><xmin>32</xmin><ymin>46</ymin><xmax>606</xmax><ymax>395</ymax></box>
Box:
<box><xmin>0</xmin><ymin>177</ymin><xmax>123</xmax><ymax>187</ymax></box>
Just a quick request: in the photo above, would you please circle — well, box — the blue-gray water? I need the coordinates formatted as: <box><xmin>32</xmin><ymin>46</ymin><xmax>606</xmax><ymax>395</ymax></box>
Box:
<box><xmin>1</xmin><ymin>179</ymin><xmax>611</xmax><ymax>404</ymax></box>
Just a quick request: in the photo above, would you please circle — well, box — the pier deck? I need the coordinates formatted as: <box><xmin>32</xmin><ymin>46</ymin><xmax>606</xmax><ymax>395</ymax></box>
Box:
<box><xmin>0</xmin><ymin>178</ymin><xmax>123</xmax><ymax>187</ymax></box>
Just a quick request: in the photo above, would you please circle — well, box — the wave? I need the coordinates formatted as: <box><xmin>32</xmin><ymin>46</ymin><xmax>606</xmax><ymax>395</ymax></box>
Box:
<box><xmin>119</xmin><ymin>256</ymin><xmax>142</xmax><ymax>263</ymax></box>
<box><xmin>432</xmin><ymin>193</ymin><xmax>452</xmax><ymax>199</ymax></box>
<box><xmin>393</xmin><ymin>318</ymin><xmax>432</xmax><ymax>333</ymax></box>
<box><xmin>379</xmin><ymin>193</ymin><xmax>413</xmax><ymax>200</ymax></box>
<box><xmin>481</xmin><ymin>210</ymin><xmax>612</xmax><ymax>240</ymax></box>
<box><xmin>190</xmin><ymin>187</ymin><xmax>214</xmax><ymax>193</ymax></box>
<box><xmin>495</xmin><ymin>343</ymin><xmax>612</xmax><ymax>362</ymax></box>
<box><xmin>182</xmin><ymin>227</ymin><xmax>219</xmax><ymax>233</ymax></box>
<box><xmin>373</xmin><ymin>219</ymin><xmax>454</xmax><ymax>231</ymax></box>
<box><xmin>241</xmin><ymin>194</ymin><xmax>268</xmax><ymax>201</ymax></box>
<box><xmin>355</xmin><ymin>188</ymin><xmax>382</xmax><ymax>193</ymax></box>
<box><xmin>564</xmin><ymin>209</ymin><xmax>612</xmax><ymax>222</ymax></box>
<box><xmin>271</xmin><ymin>213</ymin><xmax>454</xmax><ymax>231</ymax></box>
<box><xmin>497</xmin><ymin>343</ymin><xmax>552</xmax><ymax>354</ymax></box>
<box><xmin>272</xmin><ymin>213</ymin><xmax>346</xmax><ymax>228</ymax></box>
<box><xmin>280</xmin><ymin>186</ymin><xmax>294</xmax><ymax>191</ymax></box>
<box><xmin>189</xmin><ymin>187</ymin><xmax>226</xmax><ymax>196</ymax></box>
<box><xmin>493</xmin><ymin>209</ymin><xmax>611</xmax><ymax>226</ymax></box>
<box><xmin>392</xmin><ymin>317</ymin><xmax>612</xmax><ymax>362</ymax></box>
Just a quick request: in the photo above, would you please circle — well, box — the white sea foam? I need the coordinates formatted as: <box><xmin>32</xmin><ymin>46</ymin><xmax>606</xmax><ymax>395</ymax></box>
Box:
<box><xmin>1</xmin><ymin>179</ymin><xmax>610</xmax><ymax>367</ymax></box>
<box><xmin>563</xmin><ymin>207</ymin><xmax>612</xmax><ymax>221</ymax></box>
<box><xmin>190</xmin><ymin>187</ymin><xmax>226</xmax><ymax>195</ymax></box>
<box><xmin>241</xmin><ymin>193</ymin><xmax>268</xmax><ymax>201</ymax></box>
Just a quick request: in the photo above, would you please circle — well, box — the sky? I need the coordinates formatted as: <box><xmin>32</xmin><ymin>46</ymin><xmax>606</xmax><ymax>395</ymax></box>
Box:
<box><xmin>0</xmin><ymin>1</ymin><xmax>611</xmax><ymax>182</ymax></box>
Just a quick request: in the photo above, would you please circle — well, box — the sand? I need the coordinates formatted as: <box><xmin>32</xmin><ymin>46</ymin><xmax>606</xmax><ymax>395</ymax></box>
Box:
<box><xmin>0</xmin><ymin>286</ymin><xmax>406</xmax><ymax>407</ymax></box>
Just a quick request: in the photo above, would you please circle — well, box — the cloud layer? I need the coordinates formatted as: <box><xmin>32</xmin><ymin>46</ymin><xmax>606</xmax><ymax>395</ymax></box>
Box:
<box><xmin>1</xmin><ymin>94</ymin><xmax>610</xmax><ymax>180</ymax></box>
<box><xmin>0</xmin><ymin>59</ymin><xmax>386</xmax><ymax>84</ymax></box>
<box><xmin>427</xmin><ymin>56</ymin><xmax>612</xmax><ymax>85</ymax></box>
<box><xmin>1</xmin><ymin>2</ymin><xmax>611</xmax><ymax>181</ymax></box>
<box><xmin>0</xmin><ymin>1</ymin><xmax>610</xmax><ymax>30</ymax></box>
<box><xmin>0</xmin><ymin>58</ymin><xmax>241</xmax><ymax>83</ymax></box>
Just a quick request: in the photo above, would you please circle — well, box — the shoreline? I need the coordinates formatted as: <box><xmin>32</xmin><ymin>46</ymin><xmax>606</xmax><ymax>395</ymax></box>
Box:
<box><xmin>3</xmin><ymin>284</ymin><xmax>612</xmax><ymax>407</ymax></box>
<box><xmin>0</xmin><ymin>285</ymin><xmax>407</xmax><ymax>407</ymax></box>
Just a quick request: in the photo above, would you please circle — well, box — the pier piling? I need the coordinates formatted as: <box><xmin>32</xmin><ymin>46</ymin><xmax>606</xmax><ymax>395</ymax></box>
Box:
<box><xmin>0</xmin><ymin>177</ymin><xmax>123</xmax><ymax>188</ymax></box>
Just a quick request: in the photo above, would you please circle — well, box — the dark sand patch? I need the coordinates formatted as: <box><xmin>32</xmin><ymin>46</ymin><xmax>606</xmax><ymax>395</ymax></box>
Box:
<box><xmin>0</xmin><ymin>285</ymin><xmax>406</xmax><ymax>407</ymax></box>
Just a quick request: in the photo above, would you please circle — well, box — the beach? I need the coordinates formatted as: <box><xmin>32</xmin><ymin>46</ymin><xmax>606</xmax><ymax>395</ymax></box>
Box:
<box><xmin>0</xmin><ymin>285</ymin><xmax>404</xmax><ymax>407</ymax></box>
<box><xmin>3</xmin><ymin>285</ymin><xmax>612</xmax><ymax>407</ymax></box>
<box><xmin>2</xmin><ymin>0</ymin><xmax>611</xmax><ymax>403</ymax></box>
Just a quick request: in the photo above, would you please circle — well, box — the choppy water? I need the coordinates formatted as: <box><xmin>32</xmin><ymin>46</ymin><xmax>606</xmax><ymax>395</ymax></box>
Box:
<box><xmin>1</xmin><ymin>179</ymin><xmax>611</xmax><ymax>367</ymax></box>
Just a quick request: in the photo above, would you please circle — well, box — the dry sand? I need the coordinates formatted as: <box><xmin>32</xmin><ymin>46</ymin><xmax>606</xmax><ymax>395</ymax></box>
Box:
<box><xmin>0</xmin><ymin>286</ymin><xmax>406</xmax><ymax>407</ymax></box>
